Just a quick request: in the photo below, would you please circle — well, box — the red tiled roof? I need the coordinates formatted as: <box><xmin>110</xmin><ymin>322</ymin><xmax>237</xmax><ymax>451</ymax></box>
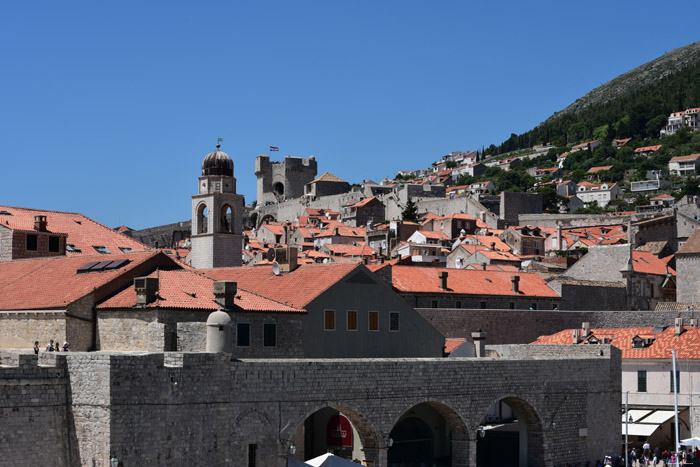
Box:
<box><xmin>465</xmin><ymin>264</ymin><xmax>519</xmax><ymax>272</ymax></box>
<box><xmin>0</xmin><ymin>206</ymin><xmax>150</xmax><ymax>256</ymax></box>
<box><xmin>474</xmin><ymin>235</ymin><xmax>511</xmax><ymax>252</ymax></box>
<box><xmin>632</xmin><ymin>250</ymin><xmax>675</xmax><ymax>276</ymax></box>
<box><xmin>651</xmin><ymin>194</ymin><xmax>675</xmax><ymax>200</ymax></box>
<box><xmin>445</xmin><ymin>338</ymin><xmax>467</xmax><ymax>355</ymax></box>
<box><xmin>634</xmin><ymin>145</ymin><xmax>662</xmax><ymax>153</ymax></box>
<box><xmin>534</xmin><ymin>326</ymin><xmax>700</xmax><ymax>359</ymax></box>
<box><xmin>389</xmin><ymin>266</ymin><xmax>559</xmax><ymax>298</ymax></box>
<box><xmin>670</xmin><ymin>154</ymin><xmax>700</xmax><ymax>163</ymax></box>
<box><xmin>416</xmin><ymin>230</ymin><xmax>450</xmax><ymax>240</ymax></box>
<box><xmin>315</xmin><ymin>226</ymin><xmax>366</xmax><ymax>238</ymax></box>
<box><xmin>587</xmin><ymin>165</ymin><xmax>613</xmax><ymax>173</ymax></box>
<box><xmin>260</xmin><ymin>224</ymin><xmax>287</xmax><ymax>236</ymax></box>
<box><xmin>478</xmin><ymin>250</ymin><xmax>520</xmax><ymax>261</ymax></box>
<box><xmin>0</xmin><ymin>251</ymin><xmax>173</xmax><ymax>310</ymax></box>
<box><xmin>351</xmin><ymin>196</ymin><xmax>378</xmax><ymax>207</ymax></box>
<box><xmin>200</xmin><ymin>263</ymin><xmax>363</xmax><ymax>308</ymax></box>
<box><xmin>323</xmin><ymin>243</ymin><xmax>377</xmax><ymax>257</ymax></box>
<box><xmin>98</xmin><ymin>269</ymin><xmax>302</xmax><ymax>312</ymax></box>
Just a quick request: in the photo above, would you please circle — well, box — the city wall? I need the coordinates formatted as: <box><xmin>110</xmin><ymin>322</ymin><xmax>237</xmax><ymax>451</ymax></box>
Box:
<box><xmin>0</xmin><ymin>347</ymin><xmax>621</xmax><ymax>467</ymax></box>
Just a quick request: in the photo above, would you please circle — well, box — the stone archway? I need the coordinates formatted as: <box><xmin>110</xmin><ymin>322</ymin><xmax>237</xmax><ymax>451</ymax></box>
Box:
<box><xmin>388</xmin><ymin>400</ymin><xmax>469</xmax><ymax>467</ymax></box>
<box><xmin>287</xmin><ymin>403</ymin><xmax>378</xmax><ymax>464</ymax></box>
<box><xmin>475</xmin><ymin>395</ymin><xmax>545</xmax><ymax>467</ymax></box>
<box><xmin>257</xmin><ymin>214</ymin><xmax>277</xmax><ymax>229</ymax></box>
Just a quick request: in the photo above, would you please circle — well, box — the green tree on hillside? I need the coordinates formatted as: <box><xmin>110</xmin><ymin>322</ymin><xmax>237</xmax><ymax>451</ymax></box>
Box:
<box><xmin>402</xmin><ymin>197</ymin><xmax>419</xmax><ymax>223</ymax></box>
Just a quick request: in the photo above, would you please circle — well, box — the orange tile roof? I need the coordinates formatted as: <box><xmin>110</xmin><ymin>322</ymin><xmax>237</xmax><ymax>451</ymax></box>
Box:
<box><xmin>389</xmin><ymin>266</ymin><xmax>559</xmax><ymax>298</ymax></box>
<box><xmin>98</xmin><ymin>269</ymin><xmax>302</xmax><ymax>312</ymax></box>
<box><xmin>351</xmin><ymin>196</ymin><xmax>378</xmax><ymax>207</ymax></box>
<box><xmin>416</xmin><ymin>230</ymin><xmax>450</xmax><ymax>240</ymax></box>
<box><xmin>670</xmin><ymin>154</ymin><xmax>700</xmax><ymax>163</ymax></box>
<box><xmin>445</xmin><ymin>338</ymin><xmax>467</xmax><ymax>355</ymax></box>
<box><xmin>534</xmin><ymin>326</ymin><xmax>700</xmax><ymax>359</ymax></box>
<box><xmin>0</xmin><ymin>205</ymin><xmax>149</xmax><ymax>256</ymax></box>
<box><xmin>478</xmin><ymin>250</ymin><xmax>520</xmax><ymax>261</ymax></box>
<box><xmin>465</xmin><ymin>264</ymin><xmax>519</xmax><ymax>272</ymax></box>
<box><xmin>323</xmin><ymin>243</ymin><xmax>377</xmax><ymax>257</ymax></box>
<box><xmin>587</xmin><ymin>165</ymin><xmax>613</xmax><ymax>173</ymax></box>
<box><xmin>474</xmin><ymin>235</ymin><xmax>511</xmax><ymax>252</ymax></box>
<box><xmin>632</xmin><ymin>250</ymin><xmax>675</xmax><ymax>276</ymax></box>
<box><xmin>634</xmin><ymin>145</ymin><xmax>662</xmax><ymax>153</ymax></box>
<box><xmin>315</xmin><ymin>226</ymin><xmax>366</xmax><ymax>238</ymax></box>
<box><xmin>200</xmin><ymin>263</ymin><xmax>363</xmax><ymax>308</ymax></box>
<box><xmin>0</xmin><ymin>251</ymin><xmax>173</xmax><ymax>310</ymax></box>
<box><xmin>259</xmin><ymin>224</ymin><xmax>287</xmax><ymax>235</ymax></box>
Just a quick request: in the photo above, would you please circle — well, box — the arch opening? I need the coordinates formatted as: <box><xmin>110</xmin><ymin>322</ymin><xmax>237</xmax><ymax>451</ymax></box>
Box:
<box><xmin>288</xmin><ymin>405</ymin><xmax>376</xmax><ymax>464</ymax></box>
<box><xmin>196</xmin><ymin>204</ymin><xmax>208</xmax><ymax>234</ymax></box>
<box><xmin>258</xmin><ymin>214</ymin><xmax>277</xmax><ymax>229</ymax></box>
<box><xmin>388</xmin><ymin>401</ymin><xmax>468</xmax><ymax>467</ymax></box>
<box><xmin>476</xmin><ymin>396</ymin><xmax>544</xmax><ymax>467</ymax></box>
<box><xmin>220</xmin><ymin>204</ymin><xmax>233</xmax><ymax>233</ymax></box>
<box><xmin>273</xmin><ymin>182</ymin><xmax>285</xmax><ymax>197</ymax></box>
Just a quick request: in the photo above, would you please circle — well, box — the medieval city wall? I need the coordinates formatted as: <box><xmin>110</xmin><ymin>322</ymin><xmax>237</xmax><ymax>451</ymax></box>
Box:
<box><xmin>0</xmin><ymin>348</ymin><xmax>620</xmax><ymax>467</ymax></box>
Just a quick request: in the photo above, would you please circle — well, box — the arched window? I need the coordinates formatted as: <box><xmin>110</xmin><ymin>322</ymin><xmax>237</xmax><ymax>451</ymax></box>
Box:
<box><xmin>220</xmin><ymin>204</ymin><xmax>233</xmax><ymax>233</ymax></box>
<box><xmin>197</xmin><ymin>204</ymin><xmax>208</xmax><ymax>234</ymax></box>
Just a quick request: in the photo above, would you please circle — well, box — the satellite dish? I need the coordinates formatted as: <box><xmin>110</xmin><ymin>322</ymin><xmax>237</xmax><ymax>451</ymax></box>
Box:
<box><xmin>322</xmin><ymin>258</ymin><xmax>329</xmax><ymax>264</ymax></box>
<box><xmin>266</xmin><ymin>248</ymin><xmax>276</xmax><ymax>262</ymax></box>
<box><xmin>272</xmin><ymin>261</ymin><xmax>281</xmax><ymax>276</ymax></box>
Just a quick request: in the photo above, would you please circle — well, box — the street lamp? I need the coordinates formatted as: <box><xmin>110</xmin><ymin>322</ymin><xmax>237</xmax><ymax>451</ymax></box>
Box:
<box><xmin>289</xmin><ymin>443</ymin><xmax>296</xmax><ymax>455</ymax></box>
<box><xmin>110</xmin><ymin>457</ymin><xmax>118</xmax><ymax>467</ymax></box>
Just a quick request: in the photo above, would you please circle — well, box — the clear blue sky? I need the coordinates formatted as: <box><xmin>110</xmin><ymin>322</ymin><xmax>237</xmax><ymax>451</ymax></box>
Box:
<box><xmin>1</xmin><ymin>1</ymin><xmax>698</xmax><ymax>229</ymax></box>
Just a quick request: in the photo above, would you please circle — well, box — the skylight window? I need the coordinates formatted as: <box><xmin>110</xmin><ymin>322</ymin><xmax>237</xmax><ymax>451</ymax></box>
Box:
<box><xmin>118</xmin><ymin>247</ymin><xmax>133</xmax><ymax>253</ymax></box>
<box><xmin>0</xmin><ymin>210</ymin><xmax>12</xmax><ymax>215</ymax></box>
<box><xmin>66</xmin><ymin>244</ymin><xmax>81</xmax><ymax>253</ymax></box>
<box><xmin>93</xmin><ymin>246</ymin><xmax>111</xmax><ymax>254</ymax></box>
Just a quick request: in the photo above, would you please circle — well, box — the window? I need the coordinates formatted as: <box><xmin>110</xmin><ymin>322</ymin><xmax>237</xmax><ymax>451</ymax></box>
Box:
<box><xmin>455</xmin><ymin>300</ymin><xmax>461</xmax><ymax>309</ymax></box>
<box><xmin>368</xmin><ymin>311</ymin><xmax>379</xmax><ymax>331</ymax></box>
<box><xmin>263</xmin><ymin>323</ymin><xmax>276</xmax><ymax>347</ymax></box>
<box><xmin>93</xmin><ymin>246</ymin><xmax>111</xmax><ymax>254</ymax></box>
<box><xmin>432</xmin><ymin>300</ymin><xmax>438</xmax><ymax>308</ymax></box>
<box><xmin>248</xmin><ymin>444</ymin><xmax>257</xmax><ymax>467</ymax></box>
<box><xmin>531</xmin><ymin>303</ymin><xmax>537</xmax><ymax>310</ymax></box>
<box><xmin>119</xmin><ymin>247</ymin><xmax>133</xmax><ymax>253</ymax></box>
<box><xmin>347</xmin><ymin>311</ymin><xmax>357</xmax><ymax>331</ymax></box>
<box><xmin>66</xmin><ymin>244</ymin><xmax>81</xmax><ymax>253</ymax></box>
<box><xmin>509</xmin><ymin>302</ymin><xmax>515</xmax><ymax>310</ymax></box>
<box><xmin>670</xmin><ymin>369</ymin><xmax>681</xmax><ymax>393</ymax></box>
<box><xmin>324</xmin><ymin>310</ymin><xmax>335</xmax><ymax>331</ymax></box>
<box><xmin>390</xmin><ymin>312</ymin><xmax>400</xmax><ymax>332</ymax></box>
<box><xmin>26</xmin><ymin>234</ymin><xmax>37</xmax><ymax>251</ymax></box>
<box><xmin>480</xmin><ymin>301</ymin><xmax>486</xmax><ymax>309</ymax></box>
<box><xmin>637</xmin><ymin>370</ymin><xmax>647</xmax><ymax>393</ymax></box>
<box><xmin>236</xmin><ymin>323</ymin><xmax>250</xmax><ymax>347</ymax></box>
<box><xmin>48</xmin><ymin>236</ymin><xmax>60</xmax><ymax>252</ymax></box>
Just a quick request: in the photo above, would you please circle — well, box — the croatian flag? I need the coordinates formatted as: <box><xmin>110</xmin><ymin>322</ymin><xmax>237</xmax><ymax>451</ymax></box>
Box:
<box><xmin>270</xmin><ymin>146</ymin><xmax>279</xmax><ymax>151</ymax></box>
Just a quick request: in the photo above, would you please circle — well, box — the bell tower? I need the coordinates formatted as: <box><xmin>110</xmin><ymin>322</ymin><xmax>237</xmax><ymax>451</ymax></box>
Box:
<box><xmin>190</xmin><ymin>141</ymin><xmax>244</xmax><ymax>268</ymax></box>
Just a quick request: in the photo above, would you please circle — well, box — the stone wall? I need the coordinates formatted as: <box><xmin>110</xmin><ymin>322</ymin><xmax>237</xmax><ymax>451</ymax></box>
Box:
<box><xmin>0</xmin><ymin>348</ymin><xmax>620</xmax><ymax>467</ymax></box>
<box><xmin>128</xmin><ymin>220</ymin><xmax>191</xmax><ymax>248</ymax></box>
<box><xmin>500</xmin><ymin>192</ymin><xmax>542</xmax><ymax>226</ymax></box>
<box><xmin>677</xmin><ymin>253</ymin><xmax>700</xmax><ymax>303</ymax></box>
<box><xmin>401</xmin><ymin>293</ymin><xmax>560</xmax><ymax>310</ymax></box>
<box><xmin>0</xmin><ymin>353</ymin><xmax>71</xmax><ymax>467</ymax></box>
<box><xmin>416</xmin><ymin>307</ymin><xmax>700</xmax><ymax>344</ymax></box>
<box><xmin>0</xmin><ymin>310</ymin><xmax>68</xmax><ymax>350</ymax></box>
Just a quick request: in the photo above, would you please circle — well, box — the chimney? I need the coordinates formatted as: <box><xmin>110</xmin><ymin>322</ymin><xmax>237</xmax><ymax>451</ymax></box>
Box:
<box><xmin>676</xmin><ymin>317</ymin><xmax>685</xmax><ymax>336</ymax></box>
<box><xmin>134</xmin><ymin>277</ymin><xmax>159</xmax><ymax>305</ymax></box>
<box><xmin>438</xmin><ymin>271</ymin><xmax>448</xmax><ymax>290</ymax></box>
<box><xmin>490</xmin><ymin>242</ymin><xmax>496</xmax><ymax>250</ymax></box>
<box><xmin>556</xmin><ymin>225</ymin><xmax>562</xmax><ymax>250</ymax></box>
<box><xmin>471</xmin><ymin>330</ymin><xmax>487</xmax><ymax>357</ymax></box>
<box><xmin>275</xmin><ymin>247</ymin><xmax>299</xmax><ymax>273</ymax></box>
<box><xmin>34</xmin><ymin>215</ymin><xmax>47</xmax><ymax>231</ymax></box>
<box><xmin>581</xmin><ymin>322</ymin><xmax>590</xmax><ymax>338</ymax></box>
<box><xmin>481</xmin><ymin>262</ymin><xmax>487</xmax><ymax>271</ymax></box>
<box><xmin>690</xmin><ymin>318</ymin><xmax>697</xmax><ymax>328</ymax></box>
<box><xmin>511</xmin><ymin>275</ymin><xmax>520</xmax><ymax>293</ymax></box>
<box><xmin>572</xmin><ymin>329</ymin><xmax>581</xmax><ymax>344</ymax></box>
<box><xmin>213</xmin><ymin>281</ymin><xmax>237</xmax><ymax>310</ymax></box>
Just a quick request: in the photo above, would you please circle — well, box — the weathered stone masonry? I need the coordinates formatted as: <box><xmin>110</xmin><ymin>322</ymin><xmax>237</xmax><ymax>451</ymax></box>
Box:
<box><xmin>1</xmin><ymin>346</ymin><xmax>620</xmax><ymax>466</ymax></box>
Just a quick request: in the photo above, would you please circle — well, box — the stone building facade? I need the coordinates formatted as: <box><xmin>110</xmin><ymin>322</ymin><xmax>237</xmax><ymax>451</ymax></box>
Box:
<box><xmin>0</xmin><ymin>346</ymin><xmax>621</xmax><ymax>467</ymax></box>
<box><xmin>255</xmin><ymin>154</ymin><xmax>318</xmax><ymax>204</ymax></box>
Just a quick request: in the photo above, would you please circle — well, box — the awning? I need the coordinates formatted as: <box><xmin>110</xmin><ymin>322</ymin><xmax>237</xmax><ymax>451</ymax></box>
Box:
<box><xmin>622</xmin><ymin>410</ymin><xmax>678</xmax><ymax>437</ymax></box>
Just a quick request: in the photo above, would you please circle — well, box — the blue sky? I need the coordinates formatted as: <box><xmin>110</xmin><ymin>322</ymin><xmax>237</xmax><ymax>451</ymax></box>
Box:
<box><xmin>1</xmin><ymin>1</ymin><xmax>699</xmax><ymax>229</ymax></box>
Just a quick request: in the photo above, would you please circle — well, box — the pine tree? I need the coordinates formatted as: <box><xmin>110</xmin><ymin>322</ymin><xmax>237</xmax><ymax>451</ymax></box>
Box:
<box><xmin>401</xmin><ymin>197</ymin><xmax>419</xmax><ymax>223</ymax></box>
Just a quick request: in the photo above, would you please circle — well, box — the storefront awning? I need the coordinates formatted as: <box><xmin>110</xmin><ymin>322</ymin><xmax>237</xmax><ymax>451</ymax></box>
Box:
<box><xmin>622</xmin><ymin>410</ymin><xmax>677</xmax><ymax>437</ymax></box>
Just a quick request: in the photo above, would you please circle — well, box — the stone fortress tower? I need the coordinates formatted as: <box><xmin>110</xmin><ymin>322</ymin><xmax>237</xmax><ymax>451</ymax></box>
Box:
<box><xmin>254</xmin><ymin>153</ymin><xmax>317</xmax><ymax>204</ymax></box>
<box><xmin>190</xmin><ymin>143</ymin><xmax>244</xmax><ymax>268</ymax></box>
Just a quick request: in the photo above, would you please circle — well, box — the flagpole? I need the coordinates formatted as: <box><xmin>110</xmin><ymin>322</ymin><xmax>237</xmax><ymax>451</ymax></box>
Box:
<box><xmin>673</xmin><ymin>349</ymin><xmax>680</xmax><ymax>467</ymax></box>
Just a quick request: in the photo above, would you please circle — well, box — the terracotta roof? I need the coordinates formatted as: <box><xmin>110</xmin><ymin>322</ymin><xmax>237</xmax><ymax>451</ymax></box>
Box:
<box><xmin>474</xmin><ymin>235</ymin><xmax>511</xmax><ymax>252</ymax></box>
<box><xmin>678</xmin><ymin>229</ymin><xmax>700</xmax><ymax>255</ymax></box>
<box><xmin>200</xmin><ymin>263</ymin><xmax>363</xmax><ymax>308</ymax></box>
<box><xmin>315</xmin><ymin>226</ymin><xmax>366</xmax><ymax>238</ymax></box>
<box><xmin>415</xmin><ymin>230</ymin><xmax>450</xmax><ymax>240</ymax></box>
<box><xmin>259</xmin><ymin>224</ymin><xmax>287</xmax><ymax>235</ymax></box>
<box><xmin>478</xmin><ymin>250</ymin><xmax>520</xmax><ymax>261</ymax></box>
<box><xmin>0</xmin><ymin>205</ymin><xmax>149</xmax><ymax>256</ymax></box>
<box><xmin>389</xmin><ymin>266</ymin><xmax>560</xmax><ymax>298</ymax></box>
<box><xmin>587</xmin><ymin>165</ymin><xmax>613</xmax><ymax>173</ymax></box>
<box><xmin>634</xmin><ymin>145</ymin><xmax>662</xmax><ymax>153</ymax></box>
<box><xmin>0</xmin><ymin>251</ymin><xmax>174</xmax><ymax>310</ymax></box>
<box><xmin>97</xmin><ymin>269</ymin><xmax>302</xmax><ymax>313</ymax></box>
<box><xmin>465</xmin><ymin>264</ymin><xmax>518</xmax><ymax>272</ymax></box>
<box><xmin>445</xmin><ymin>338</ymin><xmax>467</xmax><ymax>355</ymax></box>
<box><xmin>323</xmin><ymin>243</ymin><xmax>377</xmax><ymax>257</ymax></box>
<box><xmin>650</xmin><ymin>194</ymin><xmax>675</xmax><ymax>200</ymax></box>
<box><xmin>309</xmin><ymin>172</ymin><xmax>347</xmax><ymax>184</ymax></box>
<box><xmin>670</xmin><ymin>154</ymin><xmax>700</xmax><ymax>163</ymax></box>
<box><xmin>534</xmin><ymin>326</ymin><xmax>700</xmax><ymax>360</ymax></box>
<box><xmin>351</xmin><ymin>197</ymin><xmax>378</xmax><ymax>207</ymax></box>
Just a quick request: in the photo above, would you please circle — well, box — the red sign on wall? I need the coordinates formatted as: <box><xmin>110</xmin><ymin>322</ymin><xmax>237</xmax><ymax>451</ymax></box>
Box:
<box><xmin>326</xmin><ymin>414</ymin><xmax>352</xmax><ymax>447</ymax></box>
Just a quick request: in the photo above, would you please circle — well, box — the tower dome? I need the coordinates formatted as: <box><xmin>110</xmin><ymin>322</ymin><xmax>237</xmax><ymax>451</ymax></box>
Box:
<box><xmin>201</xmin><ymin>144</ymin><xmax>234</xmax><ymax>177</ymax></box>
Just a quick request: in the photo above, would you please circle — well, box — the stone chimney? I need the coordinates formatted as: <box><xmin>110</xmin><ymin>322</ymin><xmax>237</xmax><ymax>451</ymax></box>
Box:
<box><xmin>556</xmin><ymin>224</ymin><xmax>562</xmax><ymax>250</ymax></box>
<box><xmin>34</xmin><ymin>215</ymin><xmax>47</xmax><ymax>231</ymax></box>
<box><xmin>676</xmin><ymin>317</ymin><xmax>685</xmax><ymax>336</ymax></box>
<box><xmin>438</xmin><ymin>271</ymin><xmax>448</xmax><ymax>290</ymax></box>
<box><xmin>472</xmin><ymin>330</ymin><xmax>487</xmax><ymax>357</ymax></box>
<box><xmin>481</xmin><ymin>263</ymin><xmax>487</xmax><ymax>271</ymax></box>
<box><xmin>690</xmin><ymin>318</ymin><xmax>697</xmax><ymax>328</ymax></box>
<box><xmin>213</xmin><ymin>281</ymin><xmax>237</xmax><ymax>310</ymax></box>
<box><xmin>134</xmin><ymin>277</ymin><xmax>159</xmax><ymax>305</ymax></box>
<box><xmin>511</xmin><ymin>275</ymin><xmax>520</xmax><ymax>293</ymax></box>
<box><xmin>581</xmin><ymin>322</ymin><xmax>590</xmax><ymax>338</ymax></box>
<box><xmin>572</xmin><ymin>328</ymin><xmax>581</xmax><ymax>344</ymax></box>
<box><xmin>490</xmin><ymin>242</ymin><xmax>496</xmax><ymax>250</ymax></box>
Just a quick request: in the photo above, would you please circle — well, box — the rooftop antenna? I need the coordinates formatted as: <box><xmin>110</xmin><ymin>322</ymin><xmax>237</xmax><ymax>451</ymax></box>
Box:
<box><xmin>216</xmin><ymin>137</ymin><xmax>223</xmax><ymax>149</ymax></box>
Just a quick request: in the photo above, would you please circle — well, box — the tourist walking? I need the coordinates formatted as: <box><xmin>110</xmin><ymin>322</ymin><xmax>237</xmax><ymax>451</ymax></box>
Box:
<box><xmin>33</xmin><ymin>341</ymin><xmax>39</xmax><ymax>354</ymax></box>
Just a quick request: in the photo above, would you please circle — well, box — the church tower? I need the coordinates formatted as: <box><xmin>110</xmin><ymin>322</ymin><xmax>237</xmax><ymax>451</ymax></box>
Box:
<box><xmin>190</xmin><ymin>142</ymin><xmax>244</xmax><ymax>268</ymax></box>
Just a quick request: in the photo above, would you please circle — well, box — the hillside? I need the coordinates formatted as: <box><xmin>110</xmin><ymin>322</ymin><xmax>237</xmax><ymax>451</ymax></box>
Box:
<box><xmin>489</xmin><ymin>41</ymin><xmax>700</xmax><ymax>155</ymax></box>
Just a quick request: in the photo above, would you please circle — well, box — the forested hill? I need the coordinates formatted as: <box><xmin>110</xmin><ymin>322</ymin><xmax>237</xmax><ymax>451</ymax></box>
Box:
<box><xmin>487</xmin><ymin>41</ymin><xmax>700</xmax><ymax>155</ymax></box>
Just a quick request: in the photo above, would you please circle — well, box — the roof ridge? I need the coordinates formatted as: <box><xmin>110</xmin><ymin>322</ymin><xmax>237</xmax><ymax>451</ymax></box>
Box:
<box><xmin>0</xmin><ymin>205</ymin><xmax>84</xmax><ymax>216</ymax></box>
